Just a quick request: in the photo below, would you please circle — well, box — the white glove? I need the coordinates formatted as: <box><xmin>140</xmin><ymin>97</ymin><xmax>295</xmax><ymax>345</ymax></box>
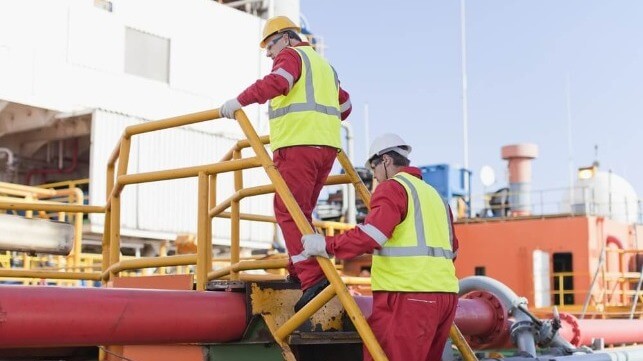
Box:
<box><xmin>220</xmin><ymin>98</ymin><xmax>242</xmax><ymax>119</ymax></box>
<box><xmin>302</xmin><ymin>233</ymin><xmax>329</xmax><ymax>258</ymax></box>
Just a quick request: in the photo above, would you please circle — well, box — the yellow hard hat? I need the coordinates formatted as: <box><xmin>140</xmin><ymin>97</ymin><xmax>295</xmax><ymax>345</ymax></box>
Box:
<box><xmin>260</xmin><ymin>16</ymin><xmax>301</xmax><ymax>48</ymax></box>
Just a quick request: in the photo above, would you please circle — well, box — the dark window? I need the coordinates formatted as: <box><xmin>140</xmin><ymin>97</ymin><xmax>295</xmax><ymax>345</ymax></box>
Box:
<box><xmin>474</xmin><ymin>266</ymin><xmax>486</xmax><ymax>276</ymax></box>
<box><xmin>553</xmin><ymin>252</ymin><xmax>574</xmax><ymax>305</ymax></box>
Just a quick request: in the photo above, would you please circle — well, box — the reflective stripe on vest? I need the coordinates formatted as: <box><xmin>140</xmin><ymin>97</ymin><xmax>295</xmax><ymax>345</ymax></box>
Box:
<box><xmin>268</xmin><ymin>48</ymin><xmax>340</xmax><ymax>119</ymax></box>
<box><xmin>374</xmin><ymin>175</ymin><xmax>455</xmax><ymax>259</ymax></box>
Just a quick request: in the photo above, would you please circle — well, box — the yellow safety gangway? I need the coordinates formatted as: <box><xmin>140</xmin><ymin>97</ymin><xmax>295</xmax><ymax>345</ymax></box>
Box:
<box><xmin>100</xmin><ymin>108</ymin><xmax>388</xmax><ymax>360</ymax></box>
<box><xmin>0</xmin><ymin>106</ymin><xmax>477</xmax><ymax>361</ymax></box>
<box><xmin>98</xmin><ymin>107</ymin><xmax>478</xmax><ymax>361</ymax></box>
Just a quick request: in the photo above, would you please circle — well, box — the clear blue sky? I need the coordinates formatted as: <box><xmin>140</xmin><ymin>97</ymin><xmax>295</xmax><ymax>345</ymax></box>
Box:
<box><xmin>301</xmin><ymin>1</ymin><xmax>643</xmax><ymax>202</ymax></box>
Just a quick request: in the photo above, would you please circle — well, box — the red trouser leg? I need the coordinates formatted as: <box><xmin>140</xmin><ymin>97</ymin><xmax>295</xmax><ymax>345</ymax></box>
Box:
<box><xmin>426</xmin><ymin>293</ymin><xmax>458</xmax><ymax>361</ymax></box>
<box><xmin>273</xmin><ymin>146</ymin><xmax>337</xmax><ymax>290</ymax></box>
<box><xmin>363</xmin><ymin>292</ymin><xmax>458</xmax><ymax>361</ymax></box>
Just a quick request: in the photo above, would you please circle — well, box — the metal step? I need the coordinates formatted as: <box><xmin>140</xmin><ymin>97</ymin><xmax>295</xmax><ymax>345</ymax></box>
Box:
<box><xmin>289</xmin><ymin>331</ymin><xmax>362</xmax><ymax>345</ymax></box>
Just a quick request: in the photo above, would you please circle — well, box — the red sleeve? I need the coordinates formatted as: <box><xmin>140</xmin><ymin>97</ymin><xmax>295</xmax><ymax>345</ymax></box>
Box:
<box><xmin>326</xmin><ymin>180</ymin><xmax>407</xmax><ymax>260</ymax></box>
<box><xmin>326</xmin><ymin>181</ymin><xmax>459</xmax><ymax>262</ymax></box>
<box><xmin>339</xmin><ymin>87</ymin><xmax>352</xmax><ymax>120</ymax></box>
<box><xmin>237</xmin><ymin>48</ymin><xmax>302</xmax><ymax>106</ymax></box>
<box><xmin>448</xmin><ymin>205</ymin><xmax>459</xmax><ymax>260</ymax></box>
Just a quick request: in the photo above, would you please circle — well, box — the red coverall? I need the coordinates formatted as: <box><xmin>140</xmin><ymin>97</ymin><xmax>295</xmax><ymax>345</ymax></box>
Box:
<box><xmin>236</xmin><ymin>42</ymin><xmax>352</xmax><ymax>290</ymax></box>
<box><xmin>324</xmin><ymin>167</ymin><xmax>459</xmax><ymax>361</ymax></box>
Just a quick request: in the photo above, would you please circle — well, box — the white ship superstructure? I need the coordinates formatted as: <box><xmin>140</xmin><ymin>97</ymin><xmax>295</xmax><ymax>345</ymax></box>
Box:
<box><xmin>0</xmin><ymin>0</ymin><xmax>302</xmax><ymax>254</ymax></box>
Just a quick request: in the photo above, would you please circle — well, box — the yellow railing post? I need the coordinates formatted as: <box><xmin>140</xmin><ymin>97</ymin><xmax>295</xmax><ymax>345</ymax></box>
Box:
<box><xmin>102</xmin><ymin>162</ymin><xmax>115</xmax><ymax>277</ymax></box>
<box><xmin>197</xmin><ymin>171</ymin><xmax>210</xmax><ymax>291</ymax></box>
<box><xmin>72</xmin><ymin>187</ymin><xmax>84</xmax><ymax>276</ymax></box>
<box><xmin>208</xmin><ymin>174</ymin><xmax>216</xmax><ymax>274</ymax></box>
<box><xmin>231</xmin><ymin>149</ymin><xmax>242</xmax><ymax>280</ymax></box>
<box><xmin>559</xmin><ymin>273</ymin><xmax>565</xmax><ymax>306</ymax></box>
<box><xmin>107</xmin><ymin>137</ymin><xmax>131</xmax><ymax>281</ymax></box>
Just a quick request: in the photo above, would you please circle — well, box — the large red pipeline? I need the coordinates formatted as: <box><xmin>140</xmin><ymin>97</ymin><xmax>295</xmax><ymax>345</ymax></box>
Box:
<box><xmin>3</xmin><ymin>286</ymin><xmax>506</xmax><ymax>349</ymax></box>
<box><xmin>0</xmin><ymin>285</ymin><xmax>246</xmax><ymax>347</ymax></box>
<box><xmin>2</xmin><ymin>285</ymin><xmax>642</xmax><ymax>349</ymax></box>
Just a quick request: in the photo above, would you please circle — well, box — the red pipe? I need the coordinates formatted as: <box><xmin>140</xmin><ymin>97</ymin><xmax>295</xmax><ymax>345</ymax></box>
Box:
<box><xmin>359</xmin><ymin>295</ymin><xmax>643</xmax><ymax>349</ymax></box>
<box><xmin>354</xmin><ymin>296</ymin><xmax>499</xmax><ymax>334</ymax></box>
<box><xmin>4</xmin><ymin>285</ymin><xmax>643</xmax><ymax>350</ymax></box>
<box><xmin>355</xmin><ymin>291</ymin><xmax>509</xmax><ymax>348</ymax></box>
<box><xmin>559</xmin><ymin>312</ymin><xmax>643</xmax><ymax>346</ymax></box>
<box><xmin>606</xmin><ymin>235</ymin><xmax>624</xmax><ymax>249</ymax></box>
<box><xmin>25</xmin><ymin>138</ymin><xmax>79</xmax><ymax>185</ymax></box>
<box><xmin>0</xmin><ymin>285</ymin><xmax>247</xmax><ymax>348</ymax></box>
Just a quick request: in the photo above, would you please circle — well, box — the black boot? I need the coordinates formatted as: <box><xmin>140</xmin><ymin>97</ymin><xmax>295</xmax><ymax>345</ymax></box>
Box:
<box><xmin>285</xmin><ymin>274</ymin><xmax>301</xmax><ymax>285</ymax></box>
<box><xmin>294</xmin><ymin>278</ymin><xmax>330</xmax><ymax>312</ymax></box>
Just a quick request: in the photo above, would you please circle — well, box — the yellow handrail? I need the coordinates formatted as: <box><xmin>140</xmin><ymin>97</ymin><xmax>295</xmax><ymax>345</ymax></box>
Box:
<box><xmin>0</xmin><ymin>182</ymin><xmax>104</xmax><ymax>285</ymax></box>
<box><xmin>100</xmin><ymin>107</ymin><xmax>388</xmax><ymax>360</ymax></box>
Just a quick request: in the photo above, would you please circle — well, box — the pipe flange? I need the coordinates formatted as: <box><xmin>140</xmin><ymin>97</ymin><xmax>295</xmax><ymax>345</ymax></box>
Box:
<box><xmin>463</xmin><ymin>290</ymin><xmax>507</xmax><ymax>347</ymax></box>
<box><xmin>510</xmin><ymin>320</ymin><xmax>536</xmax><ymax>344</ymax></box>
<box><xmin>558</xmin><ymin>312</ymin><xmax>581</xmax><ymax>347</ymax></box>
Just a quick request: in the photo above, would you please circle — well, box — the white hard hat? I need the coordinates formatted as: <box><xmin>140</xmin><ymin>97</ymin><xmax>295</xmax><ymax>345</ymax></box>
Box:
<box><xmin>365</xmin><ymin>133</ymin><xmax>412</xmax><ymax>168</ymax></box>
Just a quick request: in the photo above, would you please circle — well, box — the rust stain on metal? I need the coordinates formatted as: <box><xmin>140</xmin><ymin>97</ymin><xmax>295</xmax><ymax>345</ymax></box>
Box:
<box><xmin>250</xmin><ymin>283</ymin><xmax>346</xmax><ymax>331</ymax></box>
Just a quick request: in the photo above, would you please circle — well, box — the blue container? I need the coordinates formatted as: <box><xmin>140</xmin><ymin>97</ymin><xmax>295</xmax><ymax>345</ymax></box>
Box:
<box><xmin>419</xmin><ymin>164</ymin><xmax>472</xmax><ymax>215</ymax></box>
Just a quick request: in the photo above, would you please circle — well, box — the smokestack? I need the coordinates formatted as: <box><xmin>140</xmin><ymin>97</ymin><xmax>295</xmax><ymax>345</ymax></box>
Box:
<box><xmin>501</xmin><ymin>144</ymin><xmax>538</xmax><ymax>216</ymax></box>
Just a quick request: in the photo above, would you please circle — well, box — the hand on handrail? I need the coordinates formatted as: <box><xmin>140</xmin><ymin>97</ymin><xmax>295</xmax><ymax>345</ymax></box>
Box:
<box><xmin>220</xmin><ymin>98</ymin><xmax>242</xmax><ymax>119</ymax></box>
<box><xmin>301</xmin><ymin>233</ymin><xmax>329</xmax><ymax>258</ymax></box>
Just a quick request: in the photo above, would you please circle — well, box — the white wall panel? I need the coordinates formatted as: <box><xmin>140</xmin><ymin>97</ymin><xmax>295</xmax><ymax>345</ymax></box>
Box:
<box><xmin>0</xmin><ymin>0</ymin><xmax>271</xmax><ymax>136</ymax></box>
<box><xmin>89</xmin><ymin>110</ymin><xmax>140</xmax><ymax>230</ymax></box>
<box><xmin>68</xmin><ymin>5</ymin><xmax>124</xmax><ymax>74</ymax></box>
<box><xmin>1</xmin><ymin>0</ymin><xmax>283</xmax><ymax>248</ymax></box>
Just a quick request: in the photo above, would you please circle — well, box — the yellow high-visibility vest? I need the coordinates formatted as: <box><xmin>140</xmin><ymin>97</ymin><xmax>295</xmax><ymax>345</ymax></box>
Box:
<box><xmin>371</xmin><ymin>172</ymin><xmax>459</xmax><ymax>293</ymax></box>
<box><xmin>269</xmin><ymin>46</ymin><xmax>341</xmax><ymax>151</ymax></box>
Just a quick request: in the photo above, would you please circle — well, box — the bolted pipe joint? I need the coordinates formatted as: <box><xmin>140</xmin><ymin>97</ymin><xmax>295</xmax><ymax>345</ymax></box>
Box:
<box><xmin>460</xmin><ymin>290</ymin><xmax>509</xmax><ymax>349</ymax></box>
<box><xmin>536</xmin><ymin>318</ymin><xmax>560</xmax><ymax>348</ymax></box>
<box><xmin>511</xmin><ymin>319</ymin><xmax>537</xmax><ymax>356</ymax></box>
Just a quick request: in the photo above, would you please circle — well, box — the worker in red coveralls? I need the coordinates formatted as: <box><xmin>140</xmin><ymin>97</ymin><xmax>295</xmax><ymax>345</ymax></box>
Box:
<box><xmin>301</xmin><ymin>133</ymin><xmax>459</xmax><ymax>361</ymax></box>
<box><xmin>219</xmin><ymin>16</ymin><xmax>352</xmax><ymax>311</ymax></box>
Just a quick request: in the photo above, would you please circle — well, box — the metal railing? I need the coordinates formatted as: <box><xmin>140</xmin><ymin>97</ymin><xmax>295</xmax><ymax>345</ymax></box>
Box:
<box><xmin>0</xmin><ymin>108</ymin><xmax>477</xmax><ymax>361</ymax></box>
<box><xmin>551</xmin><ymin>247</ymin><xmax>643</xmax><ymax>318</ymax></box>
<box><xmin>469</xmin><ymin>186</ymin><xmax>642</xmax><ymax>223</ymax></box>
<box><xmin>100</xmin><ymin>108</ymin><xmax>389</xmax><ymax>360</ymax></box>
<box><xmin>0</xmin><ymin>181</ymin><xmax>105</xmax><ymax>284</ymax></box>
